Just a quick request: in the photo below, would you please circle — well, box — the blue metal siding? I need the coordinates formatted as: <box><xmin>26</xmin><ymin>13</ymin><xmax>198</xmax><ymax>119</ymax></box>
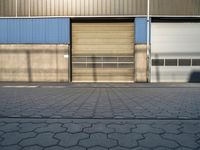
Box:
<box><xmin>0</xmin><ymin>18</ymin><xmax>70</xmax><ymax>44</ymax></box>
<box><xmin>0</xmin><ymin>19</ymin><xmax>7</xmax><ymax>42</ymax></box>
<box><xmin>45</xmin><ymin>19</ymin><xmax>59</xmax><ymax>43</ymax></box>
<box><xmin>7</xmin><ymin>19</ymin><xmax>20</xmax><ymax>43</ymax></box>
<box><xmin>32</xmin><ymin>19</ymin><xmax>46</xmax><ymax>43</ymax></box>
<box><xmin>135</xmin><ymin>18</ymin><xmax>148</xmax><ymax>44</ymax></box>
<box><xmin>58</xmin><ymin>19</ymin><xmax>70</xmax><ymax>43</ymax></box>
<box><xmin>20</xmin><ymin>19</ymin><xmax>33</xmax><ymax>43</ymax></box>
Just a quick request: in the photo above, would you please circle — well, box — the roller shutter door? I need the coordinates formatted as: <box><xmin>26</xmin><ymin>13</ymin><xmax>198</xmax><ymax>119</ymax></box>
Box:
<box><xmin>151</xmin><ymin>23</ymin><xmax>200</xmax><ymax>82</ymax></box>
<box><xmin>72</xmin><ymin>22</ymin><xmax>134</xmax><ymax>82</ymax></box>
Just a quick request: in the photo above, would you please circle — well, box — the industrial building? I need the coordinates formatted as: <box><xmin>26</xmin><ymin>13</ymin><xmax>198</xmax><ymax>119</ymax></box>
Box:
<box><xmin>0</xmin><ymin>0</ymin><xmax>200</xmax><ymax>83</ymax></box>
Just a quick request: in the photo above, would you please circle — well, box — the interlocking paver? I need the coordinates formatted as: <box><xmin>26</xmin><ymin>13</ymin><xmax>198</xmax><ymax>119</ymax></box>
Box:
<box><xmin>63</xmin><ymin>122</ymin><xmax>91</xmax><ymax>133</ymax></box>
<box><xmin>152</xmin><ymin>122</ymin><xmax>181</xmax><ymax>134</ymax></box>
<box><xmin>79</xmin><ymin>133</ymin><xmax>117</xmax><ymax>148</ymax></box>
<box><xmin>163</xmin><ymin>133</ymin><xmax>199</xmax><ymax>149</ymax></box>
<box><xmin>154</xmin><ymin>147</ymin><xmax>172</xmax><ymax>150</ymax></box>
<box><xmin>197</xmin><ymin>133</ymin><xmax>200</xmax><ymax>138</ymax></box>
<box><xmin>0</xmin><ymin>145</ymin><xmax>21</xmax><ymax>150</ymax></box>
<box><xmin>109</xmin><ymin>132</ymin><xmax>143</xmax><ymax>148</ymax></box>
<box><xmin>107</xmin><ymin>123</ymin><xmax>136</xmax><ymax>133</ymax></box>
<box><xmin>0</xmin><ymin>119</ymin><xmax>199</xmax><ymax>149</ymax></box>
<box><xmin>0</xmin><ymin>132</ymin><xmax>36</xmax><ymax>146</ymax></box>
<box><xmin>0</xmin><ymin>131</ymin><xmax>4</xmax><ymax>136</ymax></box>
<box><xmin>132</xmin><ymin>147</ymin><xmax>150</xmax><ymax>150</ymax></box>
<box><xmin>19</xmin><ymin>123</ymin><xmax>47</xmax><ymax>132</ymax></box>
<box><xmin>20</xmin><ymin>132</ymin><xmax>58</xmax><ymax>147</ymax></box>
<box><xmin>0</xmin><ymin>123</ymin><xmax>6</xmax><ymax>126</ymax></box>
<box><xmin>44</xmin><ymin>146</ymin><xmax>68</xmax><ymax>150</ymax></box>
<box><xmin>176</xmin><ymin>148</ymin><xmax>193</xmax><ymax>150</ymax></box>
<box><xmin>0</xmin><ymin>85</ymin><xmax>200</xmax><ymax>149</ymax></box>
<box><xmin>0</xmin><ymin>85</ymin><xmax>199</xmax><ymax>119</ymax></box>
<box><xmin>88</xmin><ymin>146</ymin><xmax>107</xmax><ymax>150</ymax></box>
<box><xmin>180</xmin><ymin>122</ymin><xmax>200</xmax><ymax>134</ymax></box>
<box><xmin>66</xmin><ymin>146</ymin><xmax>86</xmax><ymax>150</ymax></box>
<box><xmin>110</xmin><ymin>146</ymin><xmax>130</xmax><ymax>150</ymax></box>
<box><xmin>55</xmin><ymin>132</ymin><xmax>88</xmax><ymax>147</ymax></box>
<box><xmin>139</xmin><ymin>133</ymin><xmax>179</xmax><ymax>148</ymax></box>
<box><xmin>132</xmin><ymin>124</ymin><xmax>164</xmax><ymax>134</ymax></box>
<box><xmin>22</xmin><ymin>145</ymin><xmax>43</xmax><ymax>150</ymax></box>
<box><xmin>83</xmin><ymin>123</ymin><xmax>115</xmax><ymax>133</ymax></box>
<box><xmin>0</xmin><ymin>123</ymin><xmax>19</xmax><ymax>132</ymax></box>
<box><xmin>35</xmin><ymin>123</ymin><xmax>65</xmax><ymax>133</ymax></box>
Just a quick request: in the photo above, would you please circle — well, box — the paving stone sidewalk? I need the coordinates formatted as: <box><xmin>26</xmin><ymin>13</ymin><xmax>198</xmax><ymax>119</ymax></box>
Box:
<box><xmin>0</xmin><ymin>84</ymin><xmax>200</xmax><ymax>149</ymax></box>
<box><xmin>0</xmin><ymin>85</ymin><xmax>200</xmax><ymax>119</ymax></box>
<box><xmin>0</xmin><ymin>118</ymin><xmax>200</xmax><ymax>150</ymax></box>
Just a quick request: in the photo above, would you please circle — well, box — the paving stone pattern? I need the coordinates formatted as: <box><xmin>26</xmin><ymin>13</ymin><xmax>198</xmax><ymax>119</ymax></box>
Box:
<box><xmin>0</xmin><ymin>119</ymin><xmax>199</xmax><ymax>150</ymax></box>
<box><xmin>0</xmin><ymin>86</ymin><xmax>200</xmax><ymax>119</ymax></box>
<box><xmin>0</xmin><ymin>84</ymin><xmax>200</xmax><ymax>149</ymax></box>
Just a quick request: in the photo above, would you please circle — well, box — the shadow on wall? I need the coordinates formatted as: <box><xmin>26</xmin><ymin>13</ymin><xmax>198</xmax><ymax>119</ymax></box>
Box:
<box><xmin>155</xmin><ymin>54</ymin><xmax>160</xmax><ymax>82</ymax></box>
<box><xmin>189</xmin><ymin>72</ymin><xmax>200</xmax><ymax>83</ymax></box>
<box><xmin>26</xmin><ymin>51</ymin><xmax>32</xmax><ymax>82</ymax></box>
<box><xmin>0</xmin><ymin>46</ymin><xmax>68</xmax><ymax>82</ymax></box>
<box><xmin>91</xmin><ymin>55</ymin><xmax>97</xmax><ymax>82</ymax></box>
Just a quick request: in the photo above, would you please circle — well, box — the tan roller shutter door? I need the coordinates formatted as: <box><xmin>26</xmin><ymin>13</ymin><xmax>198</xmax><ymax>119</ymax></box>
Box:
<box><xmin>72</xmin><ymin>22</ymin><xmax>134</xmax><ymax>82</ymax></box>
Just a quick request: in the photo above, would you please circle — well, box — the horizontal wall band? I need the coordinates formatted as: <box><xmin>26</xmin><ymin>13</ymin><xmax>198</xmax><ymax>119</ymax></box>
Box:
<box><xmin>0</xmin><ymin>44</ymin><xmax>69</xmax><ymax>82</ymax></box>
<box><xmin>0</xmin><ymin>18</ymin><xmax>70</xmax><ymax>44</ymax></box>
<box><xmin>0</xmin><ymin>0</ymin><xmax>200</xmax><ymax>17</ymax></box>
<box><xmin>0</xmin><ymin>69</ymin><xmax>67</xmax><ymax>73</ymax></box>
<box><xmin>0</xmin><ymin>15</ymin><xmax>200</xmax><ymax>19</ymax></box>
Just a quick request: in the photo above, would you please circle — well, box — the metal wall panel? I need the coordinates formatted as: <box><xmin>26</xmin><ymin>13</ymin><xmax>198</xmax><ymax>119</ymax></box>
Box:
<box><xmin>72</xmin><ymin>22</ymin><xmax>135</xmax><ymax>82</ymax></box>
<box><xmin>32</xmin><ymin>19</ymin><xmax>45</xmax><ymax>43</ymax></box>
<box><xmin>17</xmin><ymin>0</ymin><xmax>29</xmax><ymax>16</ymax></box>
<box><xmin>19</xmin><ymin>19</ymin><xmax>33</xmax><ymax>43</ymax></box>
<box><xmin>7</xmin><ymin>19</ymin><xmax>20</xmax><ymax>43</ymax></box>
<box><xmin>151</xmin><ymin>23</ymin><xmax>200</xmax><ymax>82</ymax></box>
<box><xmin>0</xmin><ymin>0</ymin><xmax>16</xmax><ymax>16</ymax></box>
<box><xmin>0</xmin><ymin>0</ymin><xmax>200</xmax><ymax>17</ymax></box>
<box><xmin>150</xmin><ymin>0</ymin><xmax>200</xmax><ymax>15</ymax></box>
<box><xmin>0</xmin><ymin>19</ymin><xmax>7</xmax><ymax>42</ymax></box>
<box><xmin>135</xmin><ymin>18</ymin><xmax>147</xmax><ymax>44</ymax></box>
<box><xmin>0</xmin><ymin>18</ymin><xmax>70</xmax><ymax>44</ymax></box>
<box><xmin>0</xmin><ymin>0</ymin><xmax>147</xmax><ymax>16</ymax></box>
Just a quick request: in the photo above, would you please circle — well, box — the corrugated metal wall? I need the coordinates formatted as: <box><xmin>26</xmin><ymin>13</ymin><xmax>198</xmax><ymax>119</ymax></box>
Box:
<box><xmin>17</xmin><ymin>0</ymin><xmax>29</xmax><ymax>16</ymax></box>
<box><xmin>150</xmin><ymin>0</ymin><xmax>200</xmax><ymax>16</ymax></box>
<box><xmin>0</xmin><ymin>18</ymin><xmax>70</xmax><ymax>44</ymax></box>
<box><xmin>0</xmin><ymin>0</ymin><xmax>16</xmax><ymax>17</ymax></box>
<box><xmin>0</xmin><ymin>0</ymin><xmax>146</xmax><ymax>17</ymax></box>
<box><xmin>0</xmin><ymin>0</ymin><xmax>199</xmax><ymax>17</ymax></box>
<box><xmin>135</xmin><ymin>18</ymin><xmax>147</xmax><ymax>44</ymax></box>
<box><xmin>72</xmin><ymin>22</ymin><xmax>135</xmax><ymax>82</ymax></box>
<box><xmin>28</xmin><ymin>0</ymin><xmax>147</xmax><ymax>16</ymax></box>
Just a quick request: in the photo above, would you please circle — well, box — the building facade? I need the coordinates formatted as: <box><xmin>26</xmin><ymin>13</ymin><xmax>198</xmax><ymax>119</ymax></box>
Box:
<box><xmin>0</xmin><ymin>0</ymin><xmax>200</xmax><ymax>82</ymax></box>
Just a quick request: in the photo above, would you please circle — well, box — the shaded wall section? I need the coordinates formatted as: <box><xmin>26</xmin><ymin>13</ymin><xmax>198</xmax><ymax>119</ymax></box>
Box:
<box><xmin>0</xmin><ymin>44</ymin><xmax>69</xmax><ymax>82</ymax></box>
<box><xmin>0</xmin><ymin>0</ymin><xmax>16</xmax><ymax>17</ymax></box>
<box><xmin>150</xmin><ymin>0</ymin><xmax>200</xmax><ymax>16</ymax></box>
<box><xmin>135</xmin><ymin>45</ymin><xmax>147</xmax><ymax>82</ymax></box>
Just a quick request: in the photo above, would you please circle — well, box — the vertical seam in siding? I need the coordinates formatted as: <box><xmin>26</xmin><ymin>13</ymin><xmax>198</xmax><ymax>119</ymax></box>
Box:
<box><xmin>6</xmin><ymin>19</ymin><xmax>8</xmax><ymax>43</ymax></box>
<box><xmin>16</xmin><ymin>0</ymin><xmax>17</xmax><ymax>17</ymax></box>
